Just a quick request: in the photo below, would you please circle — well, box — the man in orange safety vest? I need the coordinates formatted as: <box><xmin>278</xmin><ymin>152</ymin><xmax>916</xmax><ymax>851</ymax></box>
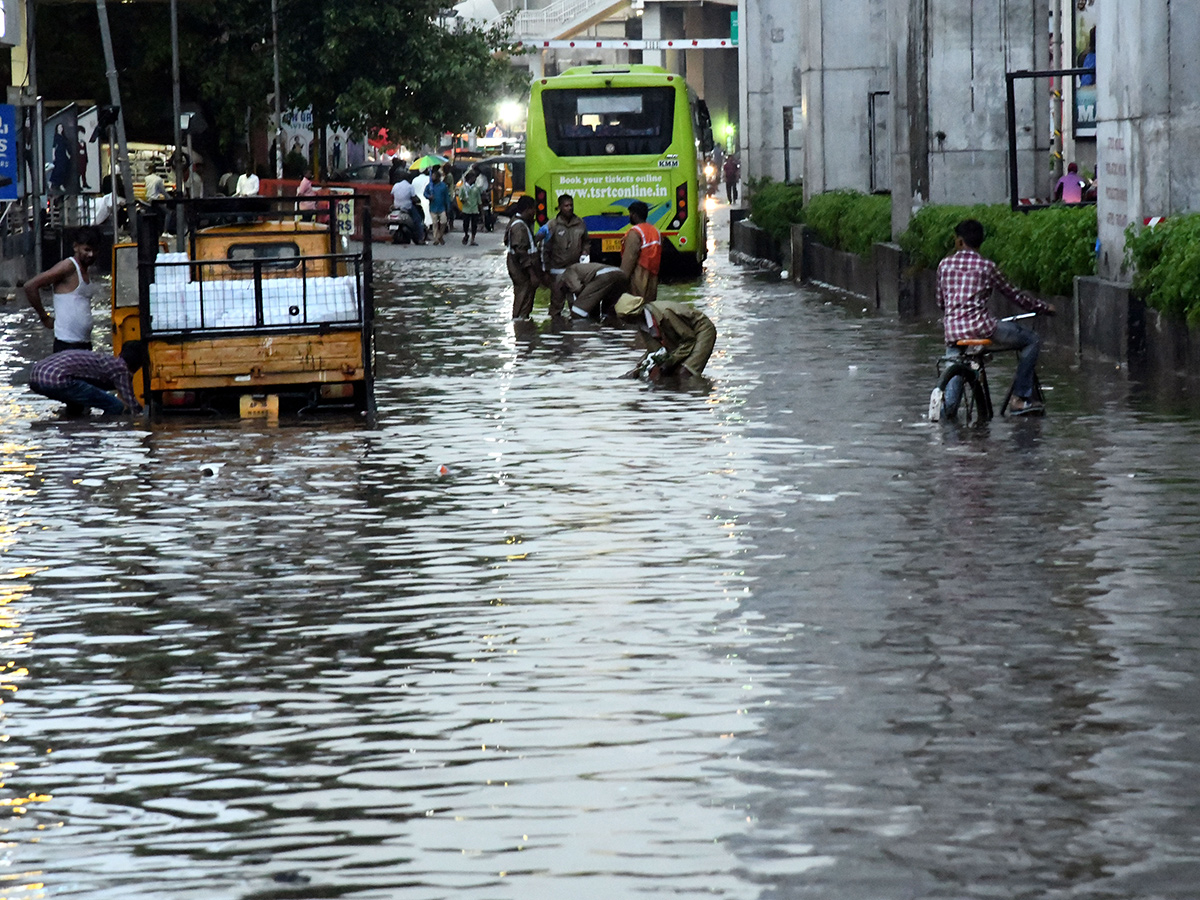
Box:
<box><xmin>619</xmin><ymin>200</ymin><xmax>661</xmax><ymax>305</ymax></box>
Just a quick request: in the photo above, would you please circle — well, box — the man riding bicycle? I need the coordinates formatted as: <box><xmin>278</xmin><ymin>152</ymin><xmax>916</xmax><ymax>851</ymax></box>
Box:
<box><xmin>937</xmin><ymin>219</ymin><xmax>1055</xmax><ymax>415</ymax></box>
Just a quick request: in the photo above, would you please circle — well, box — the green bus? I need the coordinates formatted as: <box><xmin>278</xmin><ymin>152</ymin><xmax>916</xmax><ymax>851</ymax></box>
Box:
<box><xmin>526</xmin><ymin>65</ymin><xmax>715</xmax><ymax>276</ymax></box>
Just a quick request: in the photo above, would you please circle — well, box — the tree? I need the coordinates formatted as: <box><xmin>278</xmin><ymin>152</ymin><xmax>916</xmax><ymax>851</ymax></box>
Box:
<box><xmin>35</xmin><ymin>0</ymin><xmax>526</xmax><ymax>175</ymax></box>
<box><xmin>178</xmin><ymin>2</ymin><xmax>279</xmax><ymax>165</ymax></box>
<box><xmin>182</xmin><ymin>0</ymin><xmax>526</xmax><ymax>169</ymax></box>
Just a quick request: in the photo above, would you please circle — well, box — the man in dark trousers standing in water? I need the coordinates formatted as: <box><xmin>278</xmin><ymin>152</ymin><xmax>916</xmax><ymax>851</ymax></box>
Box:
<box><xmin>619</xmin><ymin>201</ymin><xmax>661</xmax><ymax>306</ymax></box>
<box><xmin>505</xmin><ymin>196</ymin><xmax>542</xmax><ymax>320</ymax></box>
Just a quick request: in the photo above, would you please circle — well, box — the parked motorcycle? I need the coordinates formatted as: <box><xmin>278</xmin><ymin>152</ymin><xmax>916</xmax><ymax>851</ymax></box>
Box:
<box><xmin>388</xmin><ymin>206</ymin><xmax>420</xmax><ymax>245</ymax></box>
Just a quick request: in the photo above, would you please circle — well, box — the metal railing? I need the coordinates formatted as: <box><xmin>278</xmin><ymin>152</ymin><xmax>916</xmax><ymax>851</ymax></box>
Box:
<box><xmin>491</xmin><ymin>0</ymin><xmax>622</xmax><ymax>39</ymax></box>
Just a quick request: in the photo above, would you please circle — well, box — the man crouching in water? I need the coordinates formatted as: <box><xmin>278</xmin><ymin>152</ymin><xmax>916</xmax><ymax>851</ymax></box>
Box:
<box><xmin>615</xmin><ymin>292</ymin><xmax>716</xmax><ymax>381</ymax></box>
<box><xmin>29</xmin><ymin>341</ymin><xmax>146</xmax><ymax>416</ymax></box>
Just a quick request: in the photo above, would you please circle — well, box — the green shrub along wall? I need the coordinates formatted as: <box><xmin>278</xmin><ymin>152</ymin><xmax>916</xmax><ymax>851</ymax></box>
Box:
<box><xmin>747</xmin><ymin>182</ymin><xmax>1099</xmax><ymax>297</ymax></box>
<box><xmin>803</xmin><ymin>191</ymin><xmax>891</xmax><ymax>258</ymax></box>
<box><xmin>746</xmin><ymin>184</ymin><xmax>889</xmax><ymax>257</ymax></box>
<box><xmin>900</xmin><ymin>204</ymin><xmax>1097</xmax><ymax>297</ymax></box>
<box><xmin>744</xmin><ymin>180</ymin><xmax>806</xmax><ymax>245</ymax></box>
<box><xmin>1125</xmin><ymin>214</ymin><xmax>1200</xmax><ymax>326</ymax></box>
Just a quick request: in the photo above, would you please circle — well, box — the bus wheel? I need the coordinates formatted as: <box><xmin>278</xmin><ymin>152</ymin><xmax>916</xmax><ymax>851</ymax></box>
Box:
<box><xmin>674</xmin><ymin>252</ymin><xmax>703</xmax><ymax>279</ymax></box>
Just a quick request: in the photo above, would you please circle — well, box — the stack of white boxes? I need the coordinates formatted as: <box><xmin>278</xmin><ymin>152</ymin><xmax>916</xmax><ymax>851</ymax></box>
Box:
<box><xmin>259</xmin><ymin>276</ymin><xmax>359</xmax><ymax>326</ymax></box>
<box><xmin>147</xmin><ymin>252</ymin><xmax>196</xmax><ymax>331</ymax></box>
<box><xmin>148</xmin><ymin>251</ymin><xmax>359</xmax><ymax>331</ymax></box>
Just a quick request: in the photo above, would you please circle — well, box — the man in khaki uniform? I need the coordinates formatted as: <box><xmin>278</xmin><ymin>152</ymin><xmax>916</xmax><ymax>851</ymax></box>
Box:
<box><xmin>554</xmin><ymin>262</ymin><xmax>628</xmax><ymax>318</ymax></box>
<box><xmin>542</xmin><ymin>194</ymin><xmax>589</xmax><ymax>316</ymax></box>
<box><xmin>615</xmin><ymin>292</ymin><xmax>717</xmax><ymax>378</ymax></box>
<box><xmin>505</xmin><ymin>196</ymin><xmax>541</xmax><ymax>320</ymax></box>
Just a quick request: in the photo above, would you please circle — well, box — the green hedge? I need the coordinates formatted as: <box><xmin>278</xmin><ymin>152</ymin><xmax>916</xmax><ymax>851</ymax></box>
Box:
<box><xmin>745</xmin><ymin>180</ymin><xmax>806</xmax><ymax>245</ymax></box>
<box><xmin>746</xmin><ymin>184</ymin><xmax>1097</xmax><ymax>293</ymax></box>
<box><xmin>804</xmin><ymin>190</ymin><xmax>892</xmax><ymax>257</ymax></box>
<box><xmin>1124</xmin><ymin>215</ymin><xmax>1200</xmax><ymax>325</ymax></box>
<box><xmin>900</xmin><ymin>204</ymin><xmax>1097</xmax><ymax>296</ymax></box>
<box><xmin>747</xmin><ymin>184</ymin><xmax>891</xmax><ymax>258</ymax></box>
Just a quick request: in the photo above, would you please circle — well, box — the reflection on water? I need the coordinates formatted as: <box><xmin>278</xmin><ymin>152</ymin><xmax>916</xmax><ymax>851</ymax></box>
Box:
<box><xmin>0</xmin><ymin>228</ymin><xmax>1196</xmax><ymax>898</ymax></box>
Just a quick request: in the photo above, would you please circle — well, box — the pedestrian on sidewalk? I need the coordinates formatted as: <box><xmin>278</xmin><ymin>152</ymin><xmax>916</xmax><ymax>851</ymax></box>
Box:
<box><xmin>723</xmin><ymin>155</ymin><xmax>740</xmax><ymax>203</ymax></box>
<box><xmin>458</xmin><ymin>171</ymin><xmax>483</xmax><ymax>245</ymax></box>
<box><xmin>235</xmin><ymin>163</ymin><xmax>260</xmax><ymax>197</ymax></box>
<box><xmin>297</xmin><ymin>172</ymin><xmax>317</xmax><ymax>220</ymax></box>
<box><xmin>412</xmin><ymin>168</ymin><xmax>432</xmax><ymax>228</ymax></box>
<box><xmin>424</xmin><ymin>169</ymin><xmax>451</xmax><ymax>245</ymax></box>
<box><xmin>473</xmin><ymin>166</ymin><xmax>494</xmax><ymax>232</ymax></box>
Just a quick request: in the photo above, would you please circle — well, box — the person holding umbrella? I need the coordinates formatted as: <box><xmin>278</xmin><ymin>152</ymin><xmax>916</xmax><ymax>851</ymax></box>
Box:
<box><xmin>409</xmin><ymin>154</ymin><xmax>448</xmax><ymax>234</ymax></box>
<box><xmin>424</xmin><ymin>168</ymin><xmax>452</xmax><ymax>245</ymax></box>
<box><xmin>410</xmin><ymin>153</ymin><xmax>448</xmax><ymax>172</ymax></box>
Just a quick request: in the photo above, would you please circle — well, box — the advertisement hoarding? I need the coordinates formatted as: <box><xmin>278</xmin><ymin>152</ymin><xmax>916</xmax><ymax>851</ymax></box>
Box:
<box><xmin>1073</xmin><ymin>1</ymin><xmax>1097</xmax><ymax>139</ymax></box>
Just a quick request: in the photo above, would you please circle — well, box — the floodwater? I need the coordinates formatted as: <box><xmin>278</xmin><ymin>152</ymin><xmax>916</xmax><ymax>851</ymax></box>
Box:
<box><xmin>0</xmin><ymin>208</ymin><xmax>1198</xmax><ymax>899</ymax></box>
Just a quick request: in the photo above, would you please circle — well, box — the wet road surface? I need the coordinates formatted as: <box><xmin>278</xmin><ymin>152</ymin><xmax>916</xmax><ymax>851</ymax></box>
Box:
<box><xmin>0</xmin><ymin>206</ymin><xmax>1197</xmax><ymax>898</ymax></box>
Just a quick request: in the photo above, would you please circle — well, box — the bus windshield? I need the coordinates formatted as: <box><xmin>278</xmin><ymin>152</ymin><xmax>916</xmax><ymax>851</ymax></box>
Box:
<box><xmin>541</xmin><ymin>87</ymin><xmax>676</xmax><ymax>157</ymax></box>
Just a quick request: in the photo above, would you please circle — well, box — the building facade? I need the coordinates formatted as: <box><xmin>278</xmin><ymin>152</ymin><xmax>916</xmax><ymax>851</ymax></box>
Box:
<box><xmin>737</xmin><ymin>0</ymin><xmax>1200</xmax><ymax>286</ymax></box>
<box><xmin>1093</xmin><ymin>1</ymin><xmax>1200</xmax><ymax>280</ymax></box>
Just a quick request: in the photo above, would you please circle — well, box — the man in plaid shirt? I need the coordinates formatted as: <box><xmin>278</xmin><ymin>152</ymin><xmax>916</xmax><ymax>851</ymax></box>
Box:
<box><xmin>937</xmin><ymin>219</ymin><xmax>1055</xmax><ymax>414</ymax></box>
<box><xmin>29</xmin><ymin>342</ymin><xmax>146</xmax><ymax>416</ymax></box>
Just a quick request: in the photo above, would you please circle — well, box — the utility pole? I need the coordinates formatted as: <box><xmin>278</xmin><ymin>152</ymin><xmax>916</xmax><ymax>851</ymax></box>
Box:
<box><xmin>170</xmin><ymin>0</ymin><xmax>183</xmax><ymax>249</ymax></box>
<box><xmin>25</xmin><ymin>0</ymin><xmax>41</xmax><ymax>273</ymax></box>
<box><xmin>95</xmin><ymin>0</ymin><xmax>137</xmax><ymax>227</ymax></box>
<box><xmin>272</xmin><ymin>0</ymin><xmax>283</xmax><ymax>182</ymax></box>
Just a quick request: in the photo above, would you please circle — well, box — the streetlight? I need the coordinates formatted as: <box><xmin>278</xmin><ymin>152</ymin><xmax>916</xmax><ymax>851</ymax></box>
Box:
<box><xmin>497</xmin><ymin>100</ymin><xmax>523</xmax><ymax>127</ymax></box>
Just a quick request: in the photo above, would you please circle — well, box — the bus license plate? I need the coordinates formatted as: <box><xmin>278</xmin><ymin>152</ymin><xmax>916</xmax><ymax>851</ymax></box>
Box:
<box><xmin>602</xmin><ymin>237</ymin><xmax>623</xmax><ymax>253</ymax></box>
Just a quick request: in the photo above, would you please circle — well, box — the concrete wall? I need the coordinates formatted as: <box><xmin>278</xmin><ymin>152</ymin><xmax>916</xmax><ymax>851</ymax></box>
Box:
<box><xmin>887</xmin><ymin>0</ymin><xmax>923</xmax><ymax>237</ymax></box>
<box><xmin>740</xmin><ymin>0</ymin><xmax>889</xmax><ymax>192</ymax></box>
<box><xmin>1094</xmin><ymin>1</ymin><xmax>1200</xmax><ymax>281</ymax></box>
<box><xmin>891</xmin><ymin>0</ymin><xmax>1050</xmax><ymax>233</ymax></box>
<box><xmin>798</xmin><ymin>0</ymin><xmax>890</xmax><ymax>197</ymax></box>
<box><xmin>739</xmin><ymin>0</ymin><xmax>801</xmax><ymax>183</ymax></box>
<box><xmin>729</xmin><ymin>216</ymin><xmax>781</xmax><ymax>267</ymax></box>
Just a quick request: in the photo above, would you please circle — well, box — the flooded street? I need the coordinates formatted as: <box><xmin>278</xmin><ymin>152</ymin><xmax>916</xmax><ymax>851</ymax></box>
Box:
<box><xmin>0</xmin><ymin>209</ymin><xmax>1198</xmax><ymax>898</ymax></box>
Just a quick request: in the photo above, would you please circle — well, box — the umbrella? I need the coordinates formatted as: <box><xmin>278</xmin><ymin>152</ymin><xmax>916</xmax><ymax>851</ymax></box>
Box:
<box><xmin>410</xmin><ymin>153</ymin><xmax>449</xmax><ymax>171</ymax></box>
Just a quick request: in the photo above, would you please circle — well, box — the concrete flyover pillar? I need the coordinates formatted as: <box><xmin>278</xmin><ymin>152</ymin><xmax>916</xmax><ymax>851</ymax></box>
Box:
<box><xmin>1095</xmin><ymin>0</ymin><xmax>1200</xmax><ymax>282</ymax></box>
<box><xmin>642</xmin><ymin>3</ymin><xmax>664</xmax><ymax>67</ymax></box>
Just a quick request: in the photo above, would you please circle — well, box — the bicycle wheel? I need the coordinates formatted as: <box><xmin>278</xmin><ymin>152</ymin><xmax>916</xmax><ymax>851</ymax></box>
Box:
<box><xmin>937</xmin><ymin>362</ymin><xmax>991</xmax><ymax>425</ymax></box>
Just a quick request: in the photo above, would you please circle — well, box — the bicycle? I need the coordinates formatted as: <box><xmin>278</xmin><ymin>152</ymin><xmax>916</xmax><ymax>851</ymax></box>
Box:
<box><xmin>927</xmin><ymin>313</ymin><xmax>1046</xmax><ymax>424</ymax></box>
